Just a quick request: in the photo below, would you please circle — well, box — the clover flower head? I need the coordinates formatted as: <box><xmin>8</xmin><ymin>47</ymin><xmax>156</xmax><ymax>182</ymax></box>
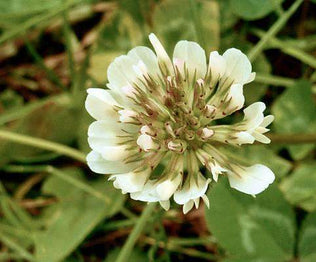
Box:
<box><xmin>86</xmin><ymin>33</ymin><xmax>275</xmax><ymax>214</ymax></box>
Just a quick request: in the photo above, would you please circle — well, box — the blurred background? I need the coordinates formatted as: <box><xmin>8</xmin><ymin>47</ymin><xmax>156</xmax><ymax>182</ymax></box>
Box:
<box><xmin>0</xmin><ymin>0</ymin><xmax>316</xmax><ymax>261</ymax></box>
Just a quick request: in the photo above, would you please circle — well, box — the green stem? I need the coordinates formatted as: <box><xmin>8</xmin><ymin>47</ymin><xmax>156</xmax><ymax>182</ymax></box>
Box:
<box><xmin>253</xmin><ymin>29</ymin><xmax>316</xmax><ymax>69</ymax></box>
<box><xmin>116</xmin><ymin>203</ymin><xmax>157</xmax><ymax>262</ymax></box>
<box><xmin>268</xmin><ymin>133</ymin><xmax>316</xmax><ymax>144</ymax></box>
<box><xmin>254</xmin><ymin>73</ymin><xmax>295</xmax><ymax>87</ymax></box>
<box><xmin>0</xmin><ymin>130</ymin><xmax>86</xmax><ymax>163</ymax></box>
<box><xmin>143</xmin><ymin>236</ymin><xmax>218</xmax><ymax>260</ymax></box>
<box><xmin>248</xmin><ymin>0</ymin><xmax>303</xmax><ymax>62</ymax></box>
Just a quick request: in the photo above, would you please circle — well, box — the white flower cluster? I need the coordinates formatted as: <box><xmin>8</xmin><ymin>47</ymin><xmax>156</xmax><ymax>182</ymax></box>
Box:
<box><xmin>86</xmin><ymin>34</ymin><xmax>275</xmax><ymax>214</ymax></box>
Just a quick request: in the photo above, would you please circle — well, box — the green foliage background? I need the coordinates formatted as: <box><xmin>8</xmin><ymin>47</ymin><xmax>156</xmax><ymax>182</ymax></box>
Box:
<box><xmin>0</xmin><ymin>0</ymin><xmax>316</xmax><ymax>261</ymax></box>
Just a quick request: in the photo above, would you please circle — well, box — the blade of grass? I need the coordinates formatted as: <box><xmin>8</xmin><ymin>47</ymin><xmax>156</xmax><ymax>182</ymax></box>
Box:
<box><xmin>1</xmin><ymin>165</ymin><xmax>134</xmax><ymax>220</ymax></box>
<box><xmin>0</xmin><ymin>233</ymin><xmax>35</xmax><ymax>261</ymax></box>
<box><xmin>0</xmin><ymin>0</ymin><xmax>82</xmax><ymax>45</ymax></box>
<box><xmin>0</xmin><ymin>223</ymin><xmax>33</xmax><ymax>240</ymax></box>
<box><xmin>0</xmin><ymin>182</ymin><xmax>42</xmax><ymax>230</ymax></box>
<box><xmin>0</xmin><ymin>94</ymin><xmax>70</xmax><ymax>126</ymax></box>
<box><xmin>248</xmin><ymin>0</ymin><xmax>303</xmax><ymax>62</ymax></box>
<box><xmin>2</xmin><ymin>165</ymin><xmax>110</xmax><ymax>203</ymax></box>
<box><xmin>24</xmin><ymin>39</ymin><xmax>66</xmax><ymax>89</ymax></box>
<box><xmin>143</xmin><ymin>236</ymin><xmax>219</xmax><ymax>261</ymax></box>
<box><xmin>189</xmin><ymin>0</ymin><xmax>206</xmax><ymax>51</ymax></box>
<box><xmin>0</xmin><ymin>252</ymin><xmax>26</xmax><ymax>261</ymax></box>
<box><xmin>63</xmin><ymin>10</ymin><xmax>76</xmax><ymax>87</ymax></box>
<box><xmin>0</xmin><ymin>130</ymin><xmax>86</xmax><ymax>163</ymax></box>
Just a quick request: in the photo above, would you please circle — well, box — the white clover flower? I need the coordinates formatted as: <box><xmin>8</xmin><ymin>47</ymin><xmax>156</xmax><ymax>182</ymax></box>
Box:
<box><xmin>85</xmin><ymin>33</ymin><xmax>275</xmax><ymax>214</ymax></box>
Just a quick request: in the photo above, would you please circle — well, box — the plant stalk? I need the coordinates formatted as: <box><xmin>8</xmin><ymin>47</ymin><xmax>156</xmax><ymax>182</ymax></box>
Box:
<box><xmin>248</xmin><ymin>0</ymin><xmax>303</xmax><ymax>62</ymax></box>
<box><xmin>116</xmin><ymin>203</ymin><xmax>157</xmax><ymax>262</ymax></box>
<box><xmin>0</xmin><ymin>130</ymin><xmax>86</xmax><ymax>163</ymax></box>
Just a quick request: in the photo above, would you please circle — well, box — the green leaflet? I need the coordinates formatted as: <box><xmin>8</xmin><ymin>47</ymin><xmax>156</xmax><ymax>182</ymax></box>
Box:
<box><xmin>280</xmin><ymin>163</ymin><xmax>316</xmax><ymax>212</ymax></box>
<box><xmin>272</xmin><ymin>80</ymin><xmax>316</xmax><ymax>160</ymax></box>
<box><xmin>33</xmin><ymin>168</ymin><xmax>124</xmax><ymax>262</ymax></box>
<box><xmin>205</xmin><ymin>178</ymin><xmax>295</xmax><ymax>261</ymax></box>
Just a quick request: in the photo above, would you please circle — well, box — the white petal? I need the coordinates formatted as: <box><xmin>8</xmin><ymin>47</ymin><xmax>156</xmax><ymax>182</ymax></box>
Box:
<box><xmin>130</xmin><ymin>180</ymin><xmax>160</xmax><ymax>202</ymax></box>
<box><xmin>118</xmin><ymin>109</ymin><xmax>137</xmax><ymax>123</ymax></box>
<box><xmin>127</xmin><ymin>46</ymin><xmax>161</xmax><ymax>77</ymax></box>
<box><xmin>243</xmin><ymin>102</ymin><xmax>266</xmax><ymax>129</ymax></box>
<box><xmin>227</xmin><ymin>83</ymin><xmax>245</xmax><ymax>112</ymax></box>
<box><xmin>101</xmin><ymin>145</ymin><xmax>130</xmax><ymax>161</ymax></box>
<box><xmin>109</xmin><ymin>169</ymin><xmax>150</xmax><ymax>193</ymax></box>
<box><xmin>228</xmin><ymin>164</ymin><xmax>275</xmax><ymax>195</ymax></box>
<box><xmin>183</xmin><ymin>200</ymin><xmax>194</xmax><ymax>214</ymax></box>
<box><xmin>88</xmin><ymin>136</ymin><xmax>120</xmax><ymax>151</ymax></box>
<box><xmin>86</xmin><ymin>151</ymin><xmax>136</xmax><ymax>174</ymax></box>
<box><xmin>159</xmin><ymin>200</ymin><xmax>170</xmax><ymax>211</ymax></box>
<box><xmin>193</xmin><ymin>197</ymin><xmax>200</xmax><ymax>208</ymax></box>
<box><xmin>210</xmin><ymin>162</ymin><xmax>226</xmax><ymax>182</ymax></box>
<box><xmin>89</xmin><ymin>119</ymin><xmax>138</xmax><ymax>139</ymax></box>
<box><xmin>235</xmin><ymin>131</ymin><xmax>255</xmax><ymax>144</ymax></box>
<box><xmin>85</xmin><ymin>89</ymin><xmax>118</xmax><ymax>120</ymax></box>
<box><xmin>148</xmin><ymin>33</ymin><xmax>173</xmax><ymax>74</ymax></box>
<box><xmin>201</xmin><ymin>128</ymin><xmax>214</xmax><ymax>139</ymax></box>
<box><xmin>209</xmin><ymin>51</ymin><xmax>226</xmax><ymax>85</ymax></box>
<box><xmin>246</xmin><ymin>72</ymin><xmax>256</xmax><ymax>84</ymax></box>
<box><xmin>252</xmin><ymin>132</ymin><xmax>271</xmax><ymax>144</ymax></box>
<box><xmin>202</xmin><ymin>194</ymin><xmax>210</xmax><ymax>208</ymax></box>
<box><xmin>156</xmin><ymin>174</ymin><xmax>182</xmax><ymax>201</ymax></box>
<box><xmin>88</xmin><ymin>120</ymin><xmax>126</xmax><ymax>138</ymax></box>
<box><xmin>137</xmin><ymin>134</ymin><xmax>157</xmax><ymax>151</ymax></box>
<box><xmin>173</xmin><ymin>40</ymin><xmax>207</xmax><ymax>80</ymax></box>
<box><xmin>87</xmin><ymin>88</ymin><xmax>119</xmax><ymax>105</ymax></box>
<box><xmin>107</xmin><ymin>55</ymin><xmax>139</xmax><ymax>93</ymax></box>
<box><xmin>223</xmin><ymin>48</ymin><xmax>252</xmax><ymax>84</ymax></box>
<box><xmin>260</xmin><ymin>115</ymin><xmax>274</xmax><ymax>128</ymax></box>
<box><xmin>174</xmin><ymin>174</ymin><xmax>211</xmax><ymax>205</ymax></box>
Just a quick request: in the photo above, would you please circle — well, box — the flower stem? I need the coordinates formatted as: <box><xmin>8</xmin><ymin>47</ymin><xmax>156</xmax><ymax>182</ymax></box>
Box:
<box><xmin>253</xmin><ymin>29</ymin><xmax>316</xmax><ymax>69</ymax></box>
<box><xmin>0</xmin><ymin>130</ymin><xmax>86</xmax><ymax>163</ymax></box>
<box><xmin>254</xmin><ymin>73</ymin><xmax>295</xmax><ymax>87</ymax></box>
<box><xmin>116</xmin><ymin>203</ymin><xmax>157</xmax><ymax>262</ymax></box>
<box><xmin>268</xmin><ymin>133</ymin><xmax>316</xmax><ymax>144</ymax></box>
<box><xmin>248</xmin><ymin>0</ymin><xmax>303</xmax><ymax>62</ymax></box>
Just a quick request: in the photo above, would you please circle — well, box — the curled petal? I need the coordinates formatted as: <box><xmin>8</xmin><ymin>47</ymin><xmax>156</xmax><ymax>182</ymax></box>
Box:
<box><xmin>130</xmin><ymin>180</ymin><xmax>161</xmax><ymax>202</ymax></box>
<box><xmin>228</xmin><ymin>164</ymin><xmax>275</xmax><ymax>195</ymax></box>
<box><xmin>109</xmin><ymin>169</ymin><xmax>150</xmax><ymax>194</ymax></box>
<box><xmin>85</xmin><ymin>88</ymin><xmax>119</xmax><ymax>120</ymax></box>
<box><xmin>235</xmin><ymin>131</ymin><xmax>255</xmax><ymax>145</ymax></box>
<box><xmin>174</xmin><ymin>173</ymin><xmax>211</xmax><ymax>205</ymax></box>
<box><xmin>156</xmin><ymin>173</ymin><xmax>182</xmax><ymax>201</ymax></box>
